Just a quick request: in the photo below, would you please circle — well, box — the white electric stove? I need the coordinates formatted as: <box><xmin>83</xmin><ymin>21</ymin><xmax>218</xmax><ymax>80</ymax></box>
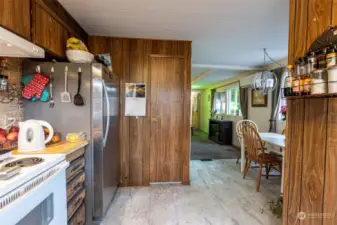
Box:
<box><xmin>0</xmin><ymin>153</ymin><xmax>69</xmax><ymax>225</ymax></box>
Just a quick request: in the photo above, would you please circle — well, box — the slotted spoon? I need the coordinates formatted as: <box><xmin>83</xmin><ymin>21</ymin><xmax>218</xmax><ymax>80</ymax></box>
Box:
<box><xmin>61</xmin><ymin>66</ymin><xmax>71</xmax><ymax>103</ymax></box>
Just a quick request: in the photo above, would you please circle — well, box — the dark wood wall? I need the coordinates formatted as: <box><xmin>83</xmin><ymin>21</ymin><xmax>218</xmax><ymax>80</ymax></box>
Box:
<box><xmin>89</xmin><ymin>37</ymin><xmax>192</xmax><ymax>186</ymax></box>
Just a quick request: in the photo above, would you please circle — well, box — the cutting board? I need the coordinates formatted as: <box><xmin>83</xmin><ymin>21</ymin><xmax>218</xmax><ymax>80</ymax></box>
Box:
<box><xmin>12</xmin><ymin>140</ymin><xmax>89</xmax><ymax>156</ymax></box>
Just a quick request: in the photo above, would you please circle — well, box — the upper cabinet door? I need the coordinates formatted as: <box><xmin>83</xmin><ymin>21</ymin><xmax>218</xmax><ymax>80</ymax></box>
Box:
<box><xmin>0</xmin><ymin>0</ymin><xmax>31</xmax><ymax>40</ymax></box>
<box><xmin>33</xmin><ymin>4</ymin><xmax>68</xmax><ymax>58</ymax></box>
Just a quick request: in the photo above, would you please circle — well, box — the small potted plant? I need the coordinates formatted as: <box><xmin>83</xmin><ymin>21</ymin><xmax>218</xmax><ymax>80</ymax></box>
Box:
<box><xmin>280</xmin><ymin>105</ymin><xmax>287</xmax><ymax>121</ymax></box>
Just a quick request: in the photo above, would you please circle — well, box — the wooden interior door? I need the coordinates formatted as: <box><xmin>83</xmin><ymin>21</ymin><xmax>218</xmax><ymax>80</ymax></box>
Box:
<box><xmin>149</xmin><ymin>56</ymin><xmax>185</xmax><ymax>183</ymax></box>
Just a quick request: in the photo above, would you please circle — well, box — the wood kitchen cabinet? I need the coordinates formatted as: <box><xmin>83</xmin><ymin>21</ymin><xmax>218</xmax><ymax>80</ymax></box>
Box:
<box><xmin>0</xmin><ymin>0</ymin><xmax>31</xmax><ymax>40</ymax></box>
<box><xmin>32</xmin><ymin>4</ymin><xmax>68</xmax><ymax>57</ymax></box>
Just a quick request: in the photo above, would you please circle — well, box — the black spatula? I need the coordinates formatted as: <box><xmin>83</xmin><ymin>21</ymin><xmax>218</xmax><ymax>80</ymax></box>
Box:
<box><xmin>74</xmin><ymin>67</ymin><xmax>84</xmax><ymax>106</ymax></box>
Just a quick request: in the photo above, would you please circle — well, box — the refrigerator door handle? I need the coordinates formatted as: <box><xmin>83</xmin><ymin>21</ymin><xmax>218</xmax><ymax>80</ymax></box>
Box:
<box><xmin>102</xmin><ymin>80</ymin><xmax>110</xmax><ymax>147</ymax></box>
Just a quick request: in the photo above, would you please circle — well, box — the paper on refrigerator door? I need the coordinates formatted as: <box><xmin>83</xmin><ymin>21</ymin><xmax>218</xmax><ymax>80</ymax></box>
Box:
<box><xmin>125</xmin><ymin>83</ymin><xmax>146</xmax><ymax>116</ymax></box>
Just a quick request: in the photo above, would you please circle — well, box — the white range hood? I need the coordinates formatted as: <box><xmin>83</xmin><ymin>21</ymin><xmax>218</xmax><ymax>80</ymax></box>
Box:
<box><xmin>0</xmin><ymin>27</ymin><xmax>45</xmax><ymax>58</ymax></box>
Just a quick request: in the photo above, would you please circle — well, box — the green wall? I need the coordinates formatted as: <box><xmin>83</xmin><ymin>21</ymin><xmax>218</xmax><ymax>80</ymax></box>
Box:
<box><xmin>197</xmin><ymin>71</ymin><xmax>254</xmax><ymax>134</ymax></box>
<box><xmin>199</xmin><ymin>89</ymin><xmax>211</xmax><ymax>133</ymax></box>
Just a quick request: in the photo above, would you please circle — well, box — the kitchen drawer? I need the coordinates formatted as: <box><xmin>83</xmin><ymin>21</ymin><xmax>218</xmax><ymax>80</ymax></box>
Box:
<box><xmin>67</xmin><ymin>171</ymin><xmax>85</xmax><ymax>201</ymax></box>
<box><xmin>68</xmin><ymin>203</ymin><xmax>85</xmax><ymax>225</ymax></box>
<box><xmin>68</xmin><ymin>189</ymin><xmax>85</xmax><ymax>220</ymax></box>
<box><xmin>67</xmin><ymin>157</ymin><xmax>85</xmax><ymax>182</ymax></box>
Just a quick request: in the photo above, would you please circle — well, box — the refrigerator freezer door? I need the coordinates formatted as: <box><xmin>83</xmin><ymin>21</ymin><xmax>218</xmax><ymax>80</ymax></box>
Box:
<box><xmin>92</xmin><ymin>64</ymin><xmax>119</xmax><ymax>220</ymax></box>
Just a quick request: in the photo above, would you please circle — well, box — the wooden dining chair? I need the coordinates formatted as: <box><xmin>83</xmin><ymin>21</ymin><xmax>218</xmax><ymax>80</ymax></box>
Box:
<box><xmin>236</xmin><ymin>120</ymin><xmax>258</xmax><ymax>164</ymax></box>
<box><xmin>243</xmin><ymin>125</ymin><xmax>282</xmax><ymax>192</ymax></box>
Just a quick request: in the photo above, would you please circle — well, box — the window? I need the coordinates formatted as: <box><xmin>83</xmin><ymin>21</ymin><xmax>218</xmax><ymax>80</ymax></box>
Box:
<box><xmin>227</xmin><ymin>87</ymin><xmax>241</xmax><ymax>116</ymax></box>
<box><xmin>213</xmin><ymin>92</ymin><xmax>226</xmax><ymax>114</ymax></box>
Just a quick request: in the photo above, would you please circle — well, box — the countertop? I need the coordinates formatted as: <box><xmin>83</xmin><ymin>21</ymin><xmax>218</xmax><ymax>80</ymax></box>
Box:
<box><xmin>12</xmin><ymin>140</ymin><xmax>89</xmax><ymax>156</ymax></box>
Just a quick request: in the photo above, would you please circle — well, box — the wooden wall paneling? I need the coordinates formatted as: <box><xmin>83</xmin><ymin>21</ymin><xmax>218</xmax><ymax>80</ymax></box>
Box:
<box><xmin>332</xmin><ymin>0</ymin><xmax>337</xmax><ymax>26</ymax></box>
<box><xmin>288</xmin><ymin>0</ymin><xmax>296</xmax><ymax>65</ymax></box>
<box><xmin>286</xmin><ymin>99</ymin><xmax>305</xmax><ymax>225</ymax></box>
<box><xmin>282</xmin><ymin>99</ymin><xmax>293</xmax><ymax>225</ymax></box>
<box><xmin>119</xmin><ymin>39</ymin><xmax>130</xmax><ymax>187</ymax></box>
<box><xmin>129</xmin><ymin>39</ymin><xmax>145</xmax><ymax>186</ymax></box>
<box><xmin>88</xmin><ymin>36</ymin><xmax>112</xmax><ymax>54</ymax></box>
<box><xmin>0</xmin><ymin>0</ymin><xmax>31</xmax><ymax>40</ymax></box>
<box><xmin>323</xmin><ymin>98</ymin><xmax>337</xmax><ymax>225</ymax></box>
<box><xmin>307</xmin><ymin>0</ymin><xmax>332</xmax><ymax>49</ymax></box>
<box><xmin>294</xmin><ymin>0</ymin><xmax>309</xmax><ymax>61</ymax></box>
<box><xmin>142</xmin><ymin>40</ymin><xmax>152</xmax><ymax>186</ymax></box>
<box><xmin>301</xmin><ymin>98</ymin><xmax>327</xmax><ymax>225</ymax></box>
<box><xmin>182</xmin><ymin>42</ymin><xmax>191</xmax><ymax>185</ymax></box>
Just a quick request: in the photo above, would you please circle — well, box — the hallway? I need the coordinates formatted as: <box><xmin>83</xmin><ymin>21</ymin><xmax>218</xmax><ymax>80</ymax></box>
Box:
<box><xmin>191</xmin><ymin>130</ymin><xmax>238</xmax><ymax>160</ymax></box>
<box><xmin>103</xmin><ymin>160</ymin><xmax>281</xmax><ymax>225</ymax></box>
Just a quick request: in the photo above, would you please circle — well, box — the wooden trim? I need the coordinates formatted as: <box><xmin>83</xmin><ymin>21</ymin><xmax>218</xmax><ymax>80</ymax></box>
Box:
<box><xmin>149</xmin><ymin>54</ymin><xmax>185</xmax><ymax>58</ymax></box>
<box><xmin>192</xmin><ymin>69</ymin><xmax>213</xmax><ymax>84</ymax></box>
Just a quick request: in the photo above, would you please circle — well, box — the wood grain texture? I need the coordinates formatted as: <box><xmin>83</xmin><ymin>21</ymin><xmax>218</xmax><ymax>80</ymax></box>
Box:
<box><xmin>149</xmin><ymin>56</ymin><xmax>185</xmax><ymax>182</ymax></box>
<box><xmin>286</xmin><ymin>99</ymin><xmax>305</xmax><ymax>225</ymax></box>
<box><xmin>288</xmin><ymin>0</ymin><xmax>296</xmax><ymax>65</ymax></box>
<box><xmin>34</xmin><ymin>0</ymin><xmax>88</xmax><ymax>43</ymax></box>
<box><xmin>282</xmin><ymin>99</ymin><xmax>293</xmax><ymax>225</ymax></box>
<box><xmin>323</xmin><ymin>98</ymin><xmax>337</xmax><ymax>225</ymax></box>
<box><xmin>33</xmin><ymin>4</ymin><xmax>68</xmax><ymax>57</ymax></box>
<box><xmin>333</xmin><ymin>0</ymin><xmax>337</xmax><ymax>26</ymax></box>
<box><xmin>0</xmin><ymin>0</ymin><xmax>31</xmax><ymax>40</ymax></box>
<box><xmin>307</xmin><ymin>0</ymin><xmax>332</xmax><ymax>50</ymax></box>
<box><xmin>301</xmin><ymin>98</ymin><xmax>327</xmax><ymax>225</ymax></box>
<box><xmin>294</xmin><ymin>0</ymin><xmax>309</xmax><ymax>61</ymax></box>
<box><xmin>89</xmin><ymin>37</ymin><xmax>191</xmax><ymax>186</ymax></box>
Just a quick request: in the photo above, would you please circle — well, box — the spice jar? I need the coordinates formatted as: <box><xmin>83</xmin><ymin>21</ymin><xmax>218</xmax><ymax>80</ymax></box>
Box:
<box><xmin>318</xmin><ymin>48</ymin><xmax>328</xmax><ymax>69</ymax></box>
<box><xmin>312</xmin><ymin>69</ymin><xmax>327</xmax><ymax>94</ymax></box>
<box><xmin>299</xmin><ymin>57</ymin><xmax>307</xmax><ymax>94</ymax></box>
<box><xmin>292</xmin><ymin>60</ymin><xmax>301</xmax><ymax>96</ymax></box>
<box><xmin>328</xmin><ymin>65</ymin><xmax>337</xmax><ymax>93</ymax></box>
<box><xmin>327</xmin><ymin>45</ymin><xmax>337</xmax><ymax>68</ymax></box>
<box><xmin>307</xmin><ymin>51</ymin><xmax>318</xmax><ymax>71</ymax></box>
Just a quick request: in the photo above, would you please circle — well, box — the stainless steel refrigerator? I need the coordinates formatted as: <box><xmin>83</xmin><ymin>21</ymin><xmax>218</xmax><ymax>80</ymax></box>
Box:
<box><xmin>23</xmin><ymin>61</ymin><xmax>119</xmax><ymax>224</ymax></box>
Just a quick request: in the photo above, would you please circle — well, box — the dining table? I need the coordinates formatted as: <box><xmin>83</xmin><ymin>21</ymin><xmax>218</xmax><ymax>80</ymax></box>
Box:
<box><xmin>240</xmin><ymin>132</ymin><xmax>286</xmax><ymax>194</ymax></box>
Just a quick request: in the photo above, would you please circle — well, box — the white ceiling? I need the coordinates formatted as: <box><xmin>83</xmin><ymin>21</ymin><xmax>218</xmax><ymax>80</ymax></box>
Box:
<box><xmin>59</xmin><ymin>0</ymin><xmax>289</xmax><ymax>87</ymax></box>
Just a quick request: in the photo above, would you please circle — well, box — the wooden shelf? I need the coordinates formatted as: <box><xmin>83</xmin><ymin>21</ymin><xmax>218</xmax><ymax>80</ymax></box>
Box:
<box><xmin>285</xmin><ymin>93</ymin><xmax>337</xmax><ymax>100</ymax></box>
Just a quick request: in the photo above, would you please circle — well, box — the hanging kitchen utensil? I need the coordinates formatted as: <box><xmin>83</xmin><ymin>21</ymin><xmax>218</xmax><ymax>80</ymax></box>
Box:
<box><xmin>60</xmin><ymin>66</ymin><xmax>71</xmax><ymax>103</ymax></box>
<box><xmin>74</xmin><ymin>67</ymin><xmax>84</xmax><ymax>106</ymax></box>
<box><xmin>49</xmin><ymin>67</ymin><xmax>55</xmax><ymax>108</ymax></box>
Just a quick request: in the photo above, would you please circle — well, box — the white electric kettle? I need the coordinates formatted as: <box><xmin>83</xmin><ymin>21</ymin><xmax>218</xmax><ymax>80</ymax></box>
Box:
<box><xmin>18</xmin><ymin>120</ymin><xmax>54</xmax><ymax>152</ymax></box>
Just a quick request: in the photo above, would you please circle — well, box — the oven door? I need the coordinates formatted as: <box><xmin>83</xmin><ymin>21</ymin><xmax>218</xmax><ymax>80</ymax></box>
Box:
<box><xmin>0</xmin><ymin>161</ymin><xmax>69</xmax><ymax>225</ymax></box>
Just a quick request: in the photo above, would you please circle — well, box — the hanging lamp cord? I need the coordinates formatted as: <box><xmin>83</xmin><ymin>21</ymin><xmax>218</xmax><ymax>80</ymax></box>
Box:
<box><xmin>263</xmin><ymin>48</ymin><xmax>286</xmax><ymax>67</ymax></box>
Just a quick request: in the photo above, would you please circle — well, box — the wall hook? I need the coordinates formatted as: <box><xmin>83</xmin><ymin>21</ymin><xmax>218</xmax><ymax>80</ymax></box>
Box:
<box><xmin>36</xmin><ymin>65</ymin><xmax>41</xmax><ymax>73</ymax></box>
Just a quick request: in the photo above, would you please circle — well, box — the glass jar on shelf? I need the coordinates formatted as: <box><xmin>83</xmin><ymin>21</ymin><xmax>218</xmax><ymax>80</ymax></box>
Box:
<box><xmin>284</xmin><ymin>65</ymin><xmax>294</xmax><ymax>97</ymax></box>
<box><xmin>292</xmin><ymin>60</ymin><xmax>301</xmax><ymax>96</ymax></box>
<box><xmin>328</xmin><ymin>65</ymin><xmax>337</xmax><ymax>93</ymax></box>
<box><xmin>327</xmin><ymin>45</ymin><xmax>337</xmax><ymax>69</ymax></box>
<box><xmin>318</xmin><ymin>48</ymin><xmax>328</xmax><ymax>69</ymax></box>
<box><xmin>312</xmin><ymin>69</ymin><xmax>327</xmax><ymax>94</ymax></box>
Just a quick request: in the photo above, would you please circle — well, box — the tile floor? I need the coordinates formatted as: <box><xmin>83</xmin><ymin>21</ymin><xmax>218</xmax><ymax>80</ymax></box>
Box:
<box><xmin>103</xmin><ymin>160</ymin><xmax>282</xmax><ymax>225</ymax></box>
